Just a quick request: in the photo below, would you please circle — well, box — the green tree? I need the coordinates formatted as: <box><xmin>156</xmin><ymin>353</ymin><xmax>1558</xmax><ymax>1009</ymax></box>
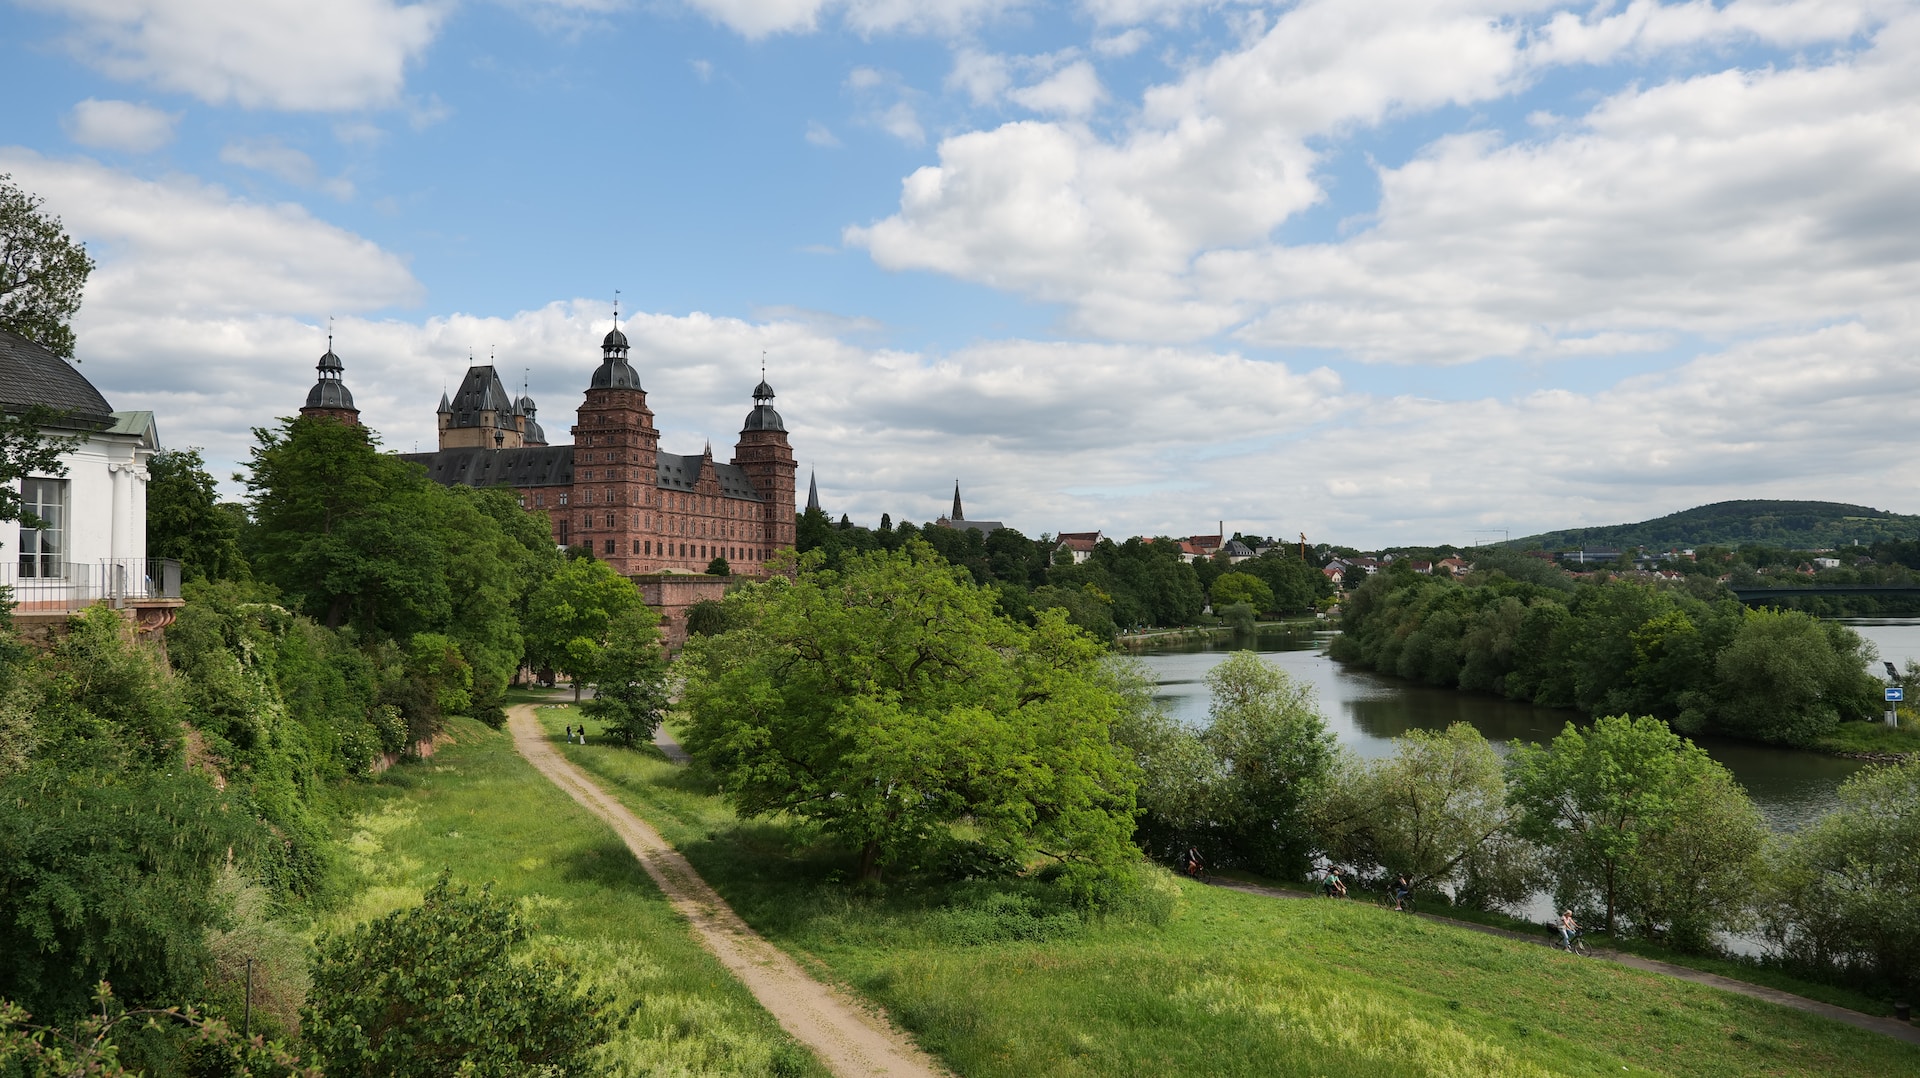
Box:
<box><xmin>245</xmin><ymin>416</ymin><xmax>452</xmax><ymax>633</ymax></box>
<box><xmin>1509</xmin><ymin>715</ymin><xmax>1765</xmax><ymax>940</ymax></box>
<box><xmin>522</xmin><ymin>556</ymin><xmax>644</xmax><ymax>700</ymax></box>
<box><xmin>1705</xmin><ymin>608</ymin><xmax>1877</xmax><ymax>745</ymax></box>
<box><xmin>1315</xmin><ymin>724</ymin><xmax>1529</xmax><ymax>906</ymax></box>
<box><xmin>705</xmin><ymin>555</ymin><xmax>730</xmax><ymax>575</ymax></box>
<box><xmin>678</xmin><ymin>542</ymin><xmax>1141</xmax><ymax>895</ymax></box>
<box><xmin>1762</xmin><ymin>759</ymin><xmax>1920</xmax><ymax>994</ymax></box>
<box><xmin>303</xmin><ymin>873</ymin><xmax>610</xmax><ymax>1078</ymax></box>
<box><xmin>1210</xmin><ymin>571</ymin><xmax>1273</xmax><ymax>613</ymax></box>
<box><xmin>0</xmin><ymin>174</ymin><xmax>94</xmax><ymax>359</ymax></box>
<box><xmin>146</xmin><ymin>448</ymin><xmax>247</xmax><ymax>581</ymax></box>
<box><xmin>580</xmin><ymin>608</ymin><xmax>669</xmax><ymax>747</ymax></box>
<box><xmin>1199</xmin><ymin>652</ymin><xmax>1336</xmax><ymax>878</ymax></box>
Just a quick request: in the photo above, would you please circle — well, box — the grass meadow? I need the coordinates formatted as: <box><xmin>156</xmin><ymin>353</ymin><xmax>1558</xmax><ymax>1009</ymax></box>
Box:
<box><xmin>319</xmin><ymin>711</ymin><xmax>824</xmax><ymax>1078</ymax></box>
<box><xmin>541</xmin><ymin>705</ymin><xmax>1920</xmax><ymax>1078</ymax></box>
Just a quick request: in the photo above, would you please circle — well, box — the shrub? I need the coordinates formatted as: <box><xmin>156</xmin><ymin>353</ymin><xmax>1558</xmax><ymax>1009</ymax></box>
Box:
<box><xmin>303</xmin><ymin>873</ymin><xmax>610</xmax><ymax>1077</ymax></box>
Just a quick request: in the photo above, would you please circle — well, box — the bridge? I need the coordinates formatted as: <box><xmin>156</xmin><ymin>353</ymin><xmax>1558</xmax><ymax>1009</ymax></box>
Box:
<box><xmin>1729</xmin><ymin>584</ymin><xmax>1920</xmax><ymax>603</ymax></box>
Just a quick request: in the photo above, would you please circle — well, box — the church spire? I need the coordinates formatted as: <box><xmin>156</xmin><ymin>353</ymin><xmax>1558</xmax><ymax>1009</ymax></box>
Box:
<box><xmin>806</xmin><ymin>470</ymin><xmax>821</xmax><ymax>514</ymax></box>
<box><xmin>951</xmin><ymin>480</ymin><xmax>964</xmax><ymax>521</ymax></box>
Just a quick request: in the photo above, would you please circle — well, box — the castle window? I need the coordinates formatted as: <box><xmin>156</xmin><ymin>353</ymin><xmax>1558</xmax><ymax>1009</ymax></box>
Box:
<box><xmin>558</xmin><ymin>493</ymin><xmax>569</xmax><ymax>505</ymax></box>
<box><xmin>632</xmin><ymin>540</ymin><xmax>640</xmax><ymax>554</ymax></box>
<box><xmin>605</xmin><ymin>513</ymin><xmax>615</xmax><ymax>528</ymax></box>
<box><xmin>534</xmin><ymin>494</ymin><xmax>544</xmax><ymax>507</ymax></box>
<box><xmin>604</xmin><ymin>539</ymin><xmax>614</xmax><ymax>554</ymax></box>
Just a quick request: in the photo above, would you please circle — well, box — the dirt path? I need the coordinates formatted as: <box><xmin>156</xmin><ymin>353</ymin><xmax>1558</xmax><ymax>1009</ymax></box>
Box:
<box><xmin>509</xmin><ymin>705</ymin><xmax>946</xmax><ymax>1078</ymax></box>
<box><xmin>1205</xmin><ymin>878</ymin><xmax>1920</xmax><ymax>1046</ymax></box>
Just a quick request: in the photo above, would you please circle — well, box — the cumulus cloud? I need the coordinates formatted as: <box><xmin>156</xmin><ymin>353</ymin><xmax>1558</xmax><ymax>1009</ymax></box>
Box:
<box><xmin>15</xmin><ymin>147</ymin><xmax>1920</xmax><ymax>546</ymax></box>
<box><xmin>62</xmin><ymin>99</ymin><xmax>180</xmax><ymax>153</ymax></box>
<box><xmin>852</xmin><ymin>0</ymin><xmax>1920</xmax><ymax>353</ymax></box>
<box><xmin>1007</xmin><ymin>60</ymin><xmax>1107</xmax><ymax>116</ymax></box>
<box><xmin>24</xmin><ymin>0</ymin><xmax>445</xmax><ymax>111</ymax></box>
<box><xmin>0</xmin><ymin>150</ymin><xmax>418</xmax><ymax>321</ymax></box>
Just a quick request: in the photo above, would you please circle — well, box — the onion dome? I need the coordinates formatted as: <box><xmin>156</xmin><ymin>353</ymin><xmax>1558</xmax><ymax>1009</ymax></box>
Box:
<box><xmin>305</xmin><ymin>346</ymin><xmax>355</xmax><ymax>409</ymax></box>
<box><xmin>742</xmin><ymin>378</ymin><xmax>784</xmax><ymax>432</ymax></box>
<box><xmin>590</xmin><ymin>324</ymin><xmax>642</xmax><ymax>389</ymax></box>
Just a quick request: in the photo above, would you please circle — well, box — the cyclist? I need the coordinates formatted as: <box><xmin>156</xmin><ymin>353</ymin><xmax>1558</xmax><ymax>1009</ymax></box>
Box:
<box><xmin>1558</xmin><ymin>909</ymin><xmax>1579</xmax><ymax>951</ymax></box>
<box><xmin>1180</xmin><ymin>846</ymin><xmax>1206</xmax><ymax>880</ymax></box>
<box><xmin>1392</xmin><ymin>872</ymin><xmax>1412</xmax><ymax>912</ymax></box>
<box><xmin>1321</xmin><ymin>866</ymin><xmax>1348</xmax><ymax>898</ymax></box>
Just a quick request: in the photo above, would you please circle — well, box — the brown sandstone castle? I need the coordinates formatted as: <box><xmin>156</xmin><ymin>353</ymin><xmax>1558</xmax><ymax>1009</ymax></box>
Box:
<box><xmin>300</xmin><ymin>325</ymin><xmax>797</xmax><ymax>584</ymax></box>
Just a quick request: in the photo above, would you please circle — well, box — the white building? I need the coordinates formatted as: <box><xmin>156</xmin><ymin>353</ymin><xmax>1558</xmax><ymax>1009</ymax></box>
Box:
<box><xmin>0</xmin><ymin>326</ymin><xmax>176</xmax><ymax>634</ymax></box>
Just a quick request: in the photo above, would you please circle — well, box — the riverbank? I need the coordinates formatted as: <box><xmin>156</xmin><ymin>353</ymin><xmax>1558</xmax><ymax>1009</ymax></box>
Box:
<box><xmin>545</xmin><ymin>703</ymin><xmax>1920</xmax><ymax>1077</ymax></box>
<box><xmin>1116</xmin><ymin>618</ymin><xmax>1324</xmax><ymax>648</ymax></box>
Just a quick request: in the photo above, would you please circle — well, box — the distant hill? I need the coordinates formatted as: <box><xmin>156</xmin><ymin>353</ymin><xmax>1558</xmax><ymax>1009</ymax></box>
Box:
<box><xmin>1510</xmin><ymin>500</ymin><xmax>1920</xmax><ymax>552</ymax></box>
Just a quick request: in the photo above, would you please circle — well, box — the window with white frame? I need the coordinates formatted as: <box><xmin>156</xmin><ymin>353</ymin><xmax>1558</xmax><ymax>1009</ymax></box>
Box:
<box><xmin>18</xmin><ymin>478</ymin><xmax>67</xmax><ymax>579</ymax></box>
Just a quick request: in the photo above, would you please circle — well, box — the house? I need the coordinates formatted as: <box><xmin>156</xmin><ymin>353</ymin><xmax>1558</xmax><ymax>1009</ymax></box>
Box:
<box><xmin>1322</xmin><ymin>566</ymin><xmax>1346</xmax><ymax>587</ymax></box>
<box><xmin>1409</xmin><ymin>560</ymin><xmax>1433</xmax><ymax>574</ymax></box>
<box><xmin>0</xmin><ymin>326</ymin><xmax>180</xmax><ymax>639</ymax></box>
<box><xmin>1055</xmin><ymin>530</ymin><xmax>1101</xmax><ymax>564</ymax></box>
<box><xmin>1437</xmin><ymin>557</ymin><xmax>1469</xmax><ymax>575</ymax></box>
<box><xmin>1222</xmin><ymin>538</ymin><xmax>1256</xmax><ymax>563</ymax></box>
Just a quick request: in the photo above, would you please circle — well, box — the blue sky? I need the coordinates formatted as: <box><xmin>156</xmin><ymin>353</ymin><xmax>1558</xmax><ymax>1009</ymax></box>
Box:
<box><xmin>5</xmin><ymin>1</ymin><xmax>1920</xmax><ymax>546</ymax></box>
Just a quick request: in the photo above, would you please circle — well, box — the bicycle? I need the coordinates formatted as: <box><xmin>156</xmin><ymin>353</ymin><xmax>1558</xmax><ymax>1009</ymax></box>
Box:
<box><xmin>1555</xmin><ymin>928</ymin><xmax>1592</xmax><ymax>957</ymax></box>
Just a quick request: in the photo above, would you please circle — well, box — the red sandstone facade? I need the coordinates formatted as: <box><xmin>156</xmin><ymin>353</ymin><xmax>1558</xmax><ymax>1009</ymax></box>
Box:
<box><xmin>394</xmin><ymin>327</ymin><xmax>798</xmax><ymax>576</ymax></box>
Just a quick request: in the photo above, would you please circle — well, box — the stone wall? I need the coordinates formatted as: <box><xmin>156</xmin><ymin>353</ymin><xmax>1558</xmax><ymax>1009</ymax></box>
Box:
<box><xmin>634</xmin><ymin>573</ymin><xmax>734</xmax><ymax>653</ymax></box>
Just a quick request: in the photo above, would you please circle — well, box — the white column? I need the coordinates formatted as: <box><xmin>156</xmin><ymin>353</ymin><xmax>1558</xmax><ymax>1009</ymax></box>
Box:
<box><xmin>108</xmin><ymin>461</ymin><xmax>132</xmax><ymax>563</ymax></box>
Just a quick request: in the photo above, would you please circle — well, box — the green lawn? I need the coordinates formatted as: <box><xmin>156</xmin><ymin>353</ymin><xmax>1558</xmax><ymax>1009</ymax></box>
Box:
<box><xmin>321</xmin><ymin>713</ymin><xmax>824</xmax><ymax>1077</ymax></box>
<box><xmin>544</xmin><ymin>706</ymin><xmax>1920</xmax><ymax>1078</ymax></box>
<box><xmin>1815</xmin><ymin>719</ymin><xmax>1920</xmax><ymax>758</ymax></box>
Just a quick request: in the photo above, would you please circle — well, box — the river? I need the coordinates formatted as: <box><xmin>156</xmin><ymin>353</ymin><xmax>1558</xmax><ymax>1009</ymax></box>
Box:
<box><xmin>1135</xmin><ymin>616</ymin><xmax>1920</xmax><ymax>833</ymax></box>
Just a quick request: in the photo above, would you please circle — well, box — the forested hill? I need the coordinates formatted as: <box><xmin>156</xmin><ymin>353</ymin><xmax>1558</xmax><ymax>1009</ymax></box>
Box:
<box><xmin>1512</xmin><ymin>500</ymin><xmax>1920</xmax><ymax>551</ymax></box>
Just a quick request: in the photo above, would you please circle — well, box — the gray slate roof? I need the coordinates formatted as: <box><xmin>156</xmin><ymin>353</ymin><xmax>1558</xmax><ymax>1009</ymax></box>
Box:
<box><xmin>0</xmin><ymin>326</ymin><xmax>115</xmax><ymax>429</ymax></box>
<box><xmin>400</xmin><ymin>445</ymin><xmax>575</xmax><ymax>488</ymax></box>
<box><xmin>446</xmin><ymin>365</ymin><xmax>521</xmax><ymax>429</ymax></box>
<box><xmin>658</xmin><ymin>451</ymin><xmax>765</xmax><ymax>500</ymax></box>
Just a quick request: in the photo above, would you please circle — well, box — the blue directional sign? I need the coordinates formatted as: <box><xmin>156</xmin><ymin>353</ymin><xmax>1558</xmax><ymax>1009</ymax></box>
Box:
<box><xmin>1887</xmin><ymin>687</ymin><xmax>1905</xmax><ymax>703</ymax></box>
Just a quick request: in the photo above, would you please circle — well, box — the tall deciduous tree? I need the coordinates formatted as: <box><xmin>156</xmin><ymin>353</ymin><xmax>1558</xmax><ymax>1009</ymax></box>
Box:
<box><xmin>1509</xmin><ymin>715</ymin><xmax>1765</xmax><ymax>940</ymax></box>
<box><xmin>1316</xmin><ymin>724</ymin><xmax>1532</xmax><ymax>907</ymax></box>
<box><xmin>0</xmin><ymin>174</ymin><xmax>93</xmax><ymax>359</ymax></box>
<box><xmin>146</xmin><ymin>448</ymin><xmax>247</xmax><ymax>581</ymax></box>
<box><xmin>580</xmin><ymin>608</ymin><xmax>670</xmax><ymax>747</ymax></box>
<box><xmin>678</xmin><ymin>541</ymin><xmax>1140</xmax><ymax>895</ymax></box>
<box><xmin>1210</xmin><ymin>571</ymin><xmax>1273</xmax><ymax>612</ymax></box>
<box><xmin>1199</xmin><ymin>652</ymin><xmax>1337</xmax><ymax>878</ymax></box>
<box><xmin>522</xmin><ymin>555</ymin><xmax>645</xmax><ymax>700</ymax></box>
<box><xmin>1763</xmin><ymin>759</ymin><xmax>1920</xmax><ymax>994</ymax></box>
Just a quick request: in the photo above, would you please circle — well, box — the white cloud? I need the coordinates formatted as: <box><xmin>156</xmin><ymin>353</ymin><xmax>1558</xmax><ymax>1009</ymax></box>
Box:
<box><xmin>1008</xmin><ymin>60</ymin><xmax>1107</xmax><ymax>117</ymax></box>
<box><xmin>854</xmin><ymin>1</ymin><xmax>1920</xmax><ymax>352</ymax></box>
<box><xmin>0</xmin><ymin>150</ymin><xmax>418</xmax><ymax>321</ymax></box>
<box><xmin>878</xmin><ymin>102</ymin><xmax>925</xmax><ymax>145</ymax></box>
<box><xmin>1092</xmin><ymin>28</ymin><xmax>1150</xmax><ymax>57</ymax></box>
<box><xmin>62</xmin><ymin>99</ymin><xmax>180</xmax><ymax>153</ymax></box>
<box><xmin>947</xmin><ymin>49</ymin><xmax>1012</xmax><ymax>106</ymax></box>
<box><xmin>690</xmin><ymin>58</ymin><xmax>715</xmax><ymax>82</ymax></box>
<box><xmin>805</xmin><ymin>121</ymin><xmax>843</xmax><ymax>147</ymax></box>
<box><xmin>684</xmin><ymin>0</ymin><xmax>1018</xmax><ymax>38</ymax></box>
<box><xmin>683</xmin><ymin>0</ymin><xmax>830</xmax><ymax>37</ymax></box>
<box><xmin>18</xmin><ymin>149</ymin><xmax>1920</xmax><ymax>546</ymax></box>
<box><xmin>219</xmin><ymin>138</ymin><xmax>355</xmax><ymax>199</ymax></box>
<box><xmin>25</xmin><ymin>0</ymin><xmax>446</xmax><ymax>111</ymax></box>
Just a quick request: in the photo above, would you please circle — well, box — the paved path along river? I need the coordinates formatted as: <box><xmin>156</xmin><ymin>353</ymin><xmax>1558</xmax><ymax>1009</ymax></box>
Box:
<box><xmin>508</xmin><ymin>703</ymin><xmax>945</xmax><ymax>1078</ymax></box>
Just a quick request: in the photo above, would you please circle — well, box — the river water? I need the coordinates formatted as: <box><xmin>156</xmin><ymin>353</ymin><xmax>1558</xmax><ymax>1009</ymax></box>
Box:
<box><xmin>1136</xmin><ymin>616</ymin><xmax>1920</xmax><ymax>833</ymax></box>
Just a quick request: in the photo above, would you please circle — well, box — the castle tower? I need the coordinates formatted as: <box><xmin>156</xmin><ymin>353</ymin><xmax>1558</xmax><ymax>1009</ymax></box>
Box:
<box><xmin>733</xmin><ymin>376</ymin><xmax>797</xmax><ymax>559</ymax></box>
<box><xmin>299</xmin><ymin>338</ymin><xmax>360</xmax><ymax>425</ymax></box>
<box><xmin>572</xmin><ymin>324</ymin><xmax>657</xmax><ymax>571</ymax></box>
<box><xmin>439</xmin><ymin>364</ymin><xmax>526</xmax><ymax>450</ymax></box>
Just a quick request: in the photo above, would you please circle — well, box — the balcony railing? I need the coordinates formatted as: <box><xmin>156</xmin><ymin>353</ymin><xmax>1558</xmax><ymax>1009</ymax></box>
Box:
<box><xmin>3</xmin><ymin>558</ymin><xmax>183</xmax><ymax>612</ymax></box>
